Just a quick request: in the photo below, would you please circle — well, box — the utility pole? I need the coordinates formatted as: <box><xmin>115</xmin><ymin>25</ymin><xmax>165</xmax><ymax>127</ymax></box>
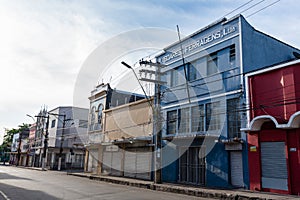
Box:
<box><xmin>58</xmin><ymin>114</ymin><xmax>66</xmax><ymax>171</ymax></box>
<box><xmin>42</xmin><ymin>115</ymin><xmax>49</xmax><ymax>170</ymax></box>
<box><xmin>48</xmin><ymin>113</ymin><xmax>70</xmax><ymax>171</ymax></box>
<box><xmin>16</xmin><ymin>131</ymin><xmax>22</xmax><ymax>166</ymax></box>
<box><xmin>139</xmin><ymin>60</ymin><xmax>166</xmax><ymax>184</ymax></box>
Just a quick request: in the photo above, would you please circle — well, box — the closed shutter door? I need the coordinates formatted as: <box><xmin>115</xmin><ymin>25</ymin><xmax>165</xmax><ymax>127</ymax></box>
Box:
<box><xmin>111</xmin><ymin>151</ymin><xmax>122</xmax><ymax>176</ymax></box>
<box><xmin>136</xmin><ymin>148</ymin><xmax>152</xmax><ymax>180</ymax></box>
<box><xmin>261</xmin><ymin>142</ymin><xmax>288</xmax><ymax>191</ymax></box>
<box><xmin>124</xmin><ymin>151</ymin><xmax>136</xmax><ymax>178</ymax></box>
<box><xmin>230</xmin><ymin>151</ymin><xmax>244</xmax><ymax>187</ymax></box>
<box><xmin>102</xmin><ymin>151</ymin><xmax>111</xmax><ymax>175</ymax></box>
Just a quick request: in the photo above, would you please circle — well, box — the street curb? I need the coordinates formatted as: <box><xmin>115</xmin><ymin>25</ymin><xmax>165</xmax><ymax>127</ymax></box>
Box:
<box><xmin>16</xmin><ymin>166</ymin><xmax>47</xmax><ymax>171</ymax></box>
<box><xmin>70</xmin><ymin>173</ymin><xmax>291</xmax><ymax>200</ymax></box>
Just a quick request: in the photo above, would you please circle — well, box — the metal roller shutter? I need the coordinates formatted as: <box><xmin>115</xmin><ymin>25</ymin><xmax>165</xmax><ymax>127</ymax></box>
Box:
<box><xmin>111</xmin><ymin>151</ymin><xmax>122</xmax><ymax>176</ymax></box>
<box><xmin>136</xmin><ymin>148</ymin><xmax>152</xmax><ymax>180</ymax></box>
<box><xmin>102</xmin><ymin>151</ymin><xmax>111</xmax><ymax>175</ymax></box>
<box><xmin>230</xmin><ymin>151</ymin><xmax>244</xmax><ymax>187</ymax></box>
<box><xmin>124</xmin><ymin>151</ymin><xmax>136</xmax><ymax>178</ymax></box>
<box><xmin>124</xmin><ymin>147</ymin><xmax>152</xmax><ymax>180</ymax></box>
<box><xmin>261</xmin><ymin>142</ymin><xmax>288</xmax><ymax>191</ymax></box>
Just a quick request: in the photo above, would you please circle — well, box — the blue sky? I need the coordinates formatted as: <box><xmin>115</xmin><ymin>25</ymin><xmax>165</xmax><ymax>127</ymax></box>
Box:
<box><xmin>1</xmin><ymin>0</ymin><xmax>300</xmax><ymax>142</ymax></box>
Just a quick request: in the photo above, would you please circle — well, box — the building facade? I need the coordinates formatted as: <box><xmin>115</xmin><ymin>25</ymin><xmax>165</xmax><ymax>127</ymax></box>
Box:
<box><xmin>46</xmin><ymin>106</ymin><xmax>88</xmax><ymax>170</ymax></box>
<box><xmin>85</xmin><ymin>83</ymin><xmax>145</xmax><ymax>174</ymax></box>
<box><xmin>27</xmin><ymin>123</ymin><xmax>36</xmax><ymax>166</ymax></box>
<box><xmin>10</xmin><ymin>133</ymin><xmax>19</xmax><ymax>165</ymax></box>
<box><xmin>243</xmin><ymin>59</ymin><xmax>300</xmax><ymax>195</ymax></box>
<box><xmin>154</xmin><ymin>15</ymin><xmax>299</xmax><ymax>188</ymax></box>
<box><xmin>32</xmin><ymin>108</ymin><xmax>47</xmax><ymax>167</ymax></box>
<box><xmin>101</xmin><ymin>98</ymin><xmax>153</xmax><ymax>180</ymax></box>
<box><xmin>9</xmin><ymin>128</ymin><xmax>30</xmax><ymax>166</ymax></box>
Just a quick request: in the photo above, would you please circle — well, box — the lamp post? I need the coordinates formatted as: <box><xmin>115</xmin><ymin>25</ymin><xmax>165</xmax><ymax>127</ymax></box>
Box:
<box><xmin>42</xmin><ymin>115</ymin><xmax>49</xmax><ymax>170</ymax></box>
<box><xmin>26</xmin><ymin>114</ymin><xmax>35</xmax><ymax>122</ymax></box>
<box><xmin>122</xmin><ymin>61</ymin><xmax>163</xmax><ymax>184</ymax></box>
<box><xmin>121</xmin><ymin>61</ymin><xmax>153</xmax><ymax>111</ymax></box>
<box><xmin>58</xmin><ymin>114</ymin><xmax>66</xmax><ymax>171</ymax></box>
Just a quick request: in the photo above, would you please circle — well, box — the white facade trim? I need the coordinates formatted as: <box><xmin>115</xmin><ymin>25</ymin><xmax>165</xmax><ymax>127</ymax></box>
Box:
<box><xmin>245</xmin><ymin>59</ymin><xmax>300</xmax><ymax>78</ymax></box>
<box><xmin>162</xmin><ymin>89</ymin><xmax>242</xmax><ymax>110</ymax></box>
<box><xmin>242</xmin><ymin>111</ymin><xmax>300</xmax><ymax>131</ymax></box>
<box><xmin>162</xmin><ymin>33</ymin><xmax>240</xmax><ymax>68</ymax></box>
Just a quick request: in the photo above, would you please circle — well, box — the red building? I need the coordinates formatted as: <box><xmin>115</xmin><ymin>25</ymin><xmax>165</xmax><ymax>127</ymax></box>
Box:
<box><xmin>243</xmin><ymin>59</ymin><xmax>300</xmax><ymax>195</ymax></box>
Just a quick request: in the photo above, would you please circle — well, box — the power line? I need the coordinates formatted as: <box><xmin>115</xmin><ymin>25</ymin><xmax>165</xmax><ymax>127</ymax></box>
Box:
<box><xmin>223</xmin><ymin>0</ymin><xmax>255</xmax><ymax>18</ymax></box>
<box><xmin>246</xmin><ymin>0</ymin><xmax>281</xmax><ymax>18</ymax></box>
<box><xmin>239</xmin><ymin>0</ymin><xmax>266</xmax><ymax>15</ymax></box>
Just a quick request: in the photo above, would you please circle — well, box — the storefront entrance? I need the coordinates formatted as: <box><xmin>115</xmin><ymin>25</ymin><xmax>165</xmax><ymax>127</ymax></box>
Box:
<box><xmin>230</xmin><ymin>151</ymin><xmax>244</xmax><ymax>187</ymax></box>
<box><xmin>179</xmin><ymin>147</ymin><xmax>206</xmax><ymax>185</ymax></box>
<box><xmin>260</xmin><ymin>142</ymin><xmax>288</xmax><ymax>191</ymax></box>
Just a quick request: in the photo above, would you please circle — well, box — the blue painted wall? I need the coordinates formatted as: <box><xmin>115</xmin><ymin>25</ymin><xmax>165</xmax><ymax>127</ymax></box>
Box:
<box><xmin>161</xmin><ymin>141</ymin><xmax>179</xmax><ymax>183</ymax></box>
<box><xmin>241</xmin><ymin>16</ymin><xmax>300</xmax><ymax>73</ymax></box>
<box><xmin>155</xmin><ymin>15</ymin><xmax>299</xmax><ymax>189</ymax></box>
<box><xmin>206</xmin><ymin>141</ymin><xmax>229</xmax><ymax>188</ymax></box>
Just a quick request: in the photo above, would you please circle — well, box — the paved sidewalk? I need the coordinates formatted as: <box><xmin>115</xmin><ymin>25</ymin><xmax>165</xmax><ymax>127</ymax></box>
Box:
<box><xmin>69</xmin><ymin>172</ymin><xmax>300</xmax><ymax>200</ymax></box>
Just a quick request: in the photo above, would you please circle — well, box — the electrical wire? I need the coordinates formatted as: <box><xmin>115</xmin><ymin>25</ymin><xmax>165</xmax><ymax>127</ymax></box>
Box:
<box><xmin>223</xmin><ymin>0</ymin><xmax>255</xmax><ymax>18</ymax></box>
<box><xmin>246</xmin><ymin>0</ymin><xmax>281</xmax><ymax>18</ymax></box>
<box><xmin>239</xmin><ymin>0</ymin><xmax>266</xmax><ymax>15</ymax></box>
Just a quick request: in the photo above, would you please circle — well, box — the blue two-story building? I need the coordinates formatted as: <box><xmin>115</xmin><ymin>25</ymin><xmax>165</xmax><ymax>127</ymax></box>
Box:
<box><xmin>155</xmin><ymin>15</ymin><xmax>299</xmax><ymax>188</ymax></box>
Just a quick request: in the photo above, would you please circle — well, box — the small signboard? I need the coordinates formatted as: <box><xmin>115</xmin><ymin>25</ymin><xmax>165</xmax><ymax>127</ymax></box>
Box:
<box><xmin>250</xmin><ymin>146</ymin><xmax>257</xmax><ymax>152</ymax></box>
<box><xmin>106</xmin><ymin>145</ymin><xmax>119</xmax><ymax>152</ymax></box>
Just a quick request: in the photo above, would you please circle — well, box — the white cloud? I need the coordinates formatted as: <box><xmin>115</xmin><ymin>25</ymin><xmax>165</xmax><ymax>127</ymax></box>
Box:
<box><xmin>0</xmin><ymin>1</ymin><xmax>105</xmax><ymax>140</ymax></box>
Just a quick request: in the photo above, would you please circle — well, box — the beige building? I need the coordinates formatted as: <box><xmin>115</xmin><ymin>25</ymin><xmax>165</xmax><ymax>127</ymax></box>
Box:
<box><xmin>85</xmin><ymin>83</ymin><xmax>153</xmax><ymax>180</ymax></box>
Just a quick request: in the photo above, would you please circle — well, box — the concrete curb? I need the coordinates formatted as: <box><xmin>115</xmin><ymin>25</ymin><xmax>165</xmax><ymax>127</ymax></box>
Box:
<box><xmin>17</xmin><ymin>166</ymin><xmax>47</xmax><ymax>171</ymax></box>
<box><xmin>70</xmin><ymin>173</ymin><xmax>298</xmax><ymax>200</ymax></box>
<box><xmin>15</xmin><ymin>167</ymin><xmax>298</xmax><ymax>200</ymax></box>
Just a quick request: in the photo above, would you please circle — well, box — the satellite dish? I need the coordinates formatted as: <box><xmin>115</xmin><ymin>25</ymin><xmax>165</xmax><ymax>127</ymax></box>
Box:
<box><xmin>293</xmin><ymin>51</ymin><xmax>300</xmax><ymax>59</ymax></box>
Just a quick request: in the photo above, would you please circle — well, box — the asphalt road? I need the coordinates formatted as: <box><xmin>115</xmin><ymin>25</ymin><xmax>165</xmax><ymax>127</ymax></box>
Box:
<box><xmin>0</xmin><ymin>166</ymin><xmax>212</xmax><ymax>200</ymax></box>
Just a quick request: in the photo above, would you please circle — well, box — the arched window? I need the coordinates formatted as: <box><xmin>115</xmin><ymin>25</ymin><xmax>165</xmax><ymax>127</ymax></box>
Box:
<box><xmin>90</xmin><ymin>106</ymin><xmax>96</xmax><ymax>124</ymax></box>
<box><xmin>97</xmin><ymin>104</ymin><xmax>103</xmax><ymax>125</ymax></box>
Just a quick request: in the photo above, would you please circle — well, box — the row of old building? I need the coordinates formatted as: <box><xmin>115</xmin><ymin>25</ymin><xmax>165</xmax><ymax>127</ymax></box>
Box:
<box><xmin>11</xmin><ymin>15</ymin><xmax>300</xmax><ymax>196</ymax></box>
<box><xmin>84</xmin><ymin>15</ymin><xmax>300</xmax><ymax>196</ymax></box>
<box><xmin>10</xmin><ymin>107</ymin><xmax>89</xmax><ymax>170</ymax></box>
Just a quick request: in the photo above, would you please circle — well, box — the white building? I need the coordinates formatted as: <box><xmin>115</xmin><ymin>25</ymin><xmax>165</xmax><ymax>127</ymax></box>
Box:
<box><xmin>41</xmin><ymin>106</ymin><xmax>89</xmax><ymax>170</ymax></box>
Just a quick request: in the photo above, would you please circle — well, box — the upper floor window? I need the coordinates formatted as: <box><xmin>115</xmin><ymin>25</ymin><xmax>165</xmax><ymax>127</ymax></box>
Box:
<box><xmin>167</xmin><ymin>110</ymin><xmax>177</xmax><ymax>135</ymax></box>
<box><xmin>188</xmin><ymin>63</ymin><xmax>197</xmax><ymax>82</ymax></box>
<box><xmin>97</xmin><ymin>104</ymin><xmax>103</xmax><ymax>124</ymax></box>
<box><xmin>227</xmin><ymin>98</ymin><xmax>240</xmax><ymax>138</ymax></box>
<box><xmin>191</xmin><ymin>105</ymin><xmax>204</xmax><ymax>132</ymax></box>
<box><xmin>206</xmin><ymin>101</ymin><xmax>221</xmax><ymax>131</ymax></box>
<box><xmin>51</xmin><ymin>119</ymin><xmax>56</xmax><ymax>128</ymax></box>
<box><xmin>229</xmin><ymin>45</ymin><xmax>236</xmax><ymax>63</ymax></box>
<box><xmin>171</xmin><ymin>66</ymin><xmax>185</xmax><ymax>87</ymax></box>
<box><xmin>90</xmin><ymin>106</ymin><xmax>96</xmax><ymax>124</ymax></box>
<box><xmin>207</xmin><ymin>53</ymin><xmax>218</xmax><ymax>76</ymax></box>
<box><xmin>178</xmin><ymin>108</ymin><xmax>190</xmax><ymax>134</ymax></box>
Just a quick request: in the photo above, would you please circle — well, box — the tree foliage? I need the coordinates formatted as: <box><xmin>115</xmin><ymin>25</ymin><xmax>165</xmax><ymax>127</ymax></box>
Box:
<box><xmin>0</xmin><ymin>123</ymin><xmax>30</xmax><ymax>152</ymax></box>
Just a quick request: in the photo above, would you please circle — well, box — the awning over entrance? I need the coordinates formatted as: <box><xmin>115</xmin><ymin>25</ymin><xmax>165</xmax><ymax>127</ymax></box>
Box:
<box><xmin>241</xmin><ymin>111</ymin><xmax>300</xmax><ymax>131</ymax></box>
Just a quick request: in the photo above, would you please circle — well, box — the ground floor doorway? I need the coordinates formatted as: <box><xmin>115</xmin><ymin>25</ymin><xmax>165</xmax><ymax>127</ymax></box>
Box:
<box><xmin>178</xmin><ymin>147</ymin><xmax>206</xmax><ymax>185</ymax></box>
